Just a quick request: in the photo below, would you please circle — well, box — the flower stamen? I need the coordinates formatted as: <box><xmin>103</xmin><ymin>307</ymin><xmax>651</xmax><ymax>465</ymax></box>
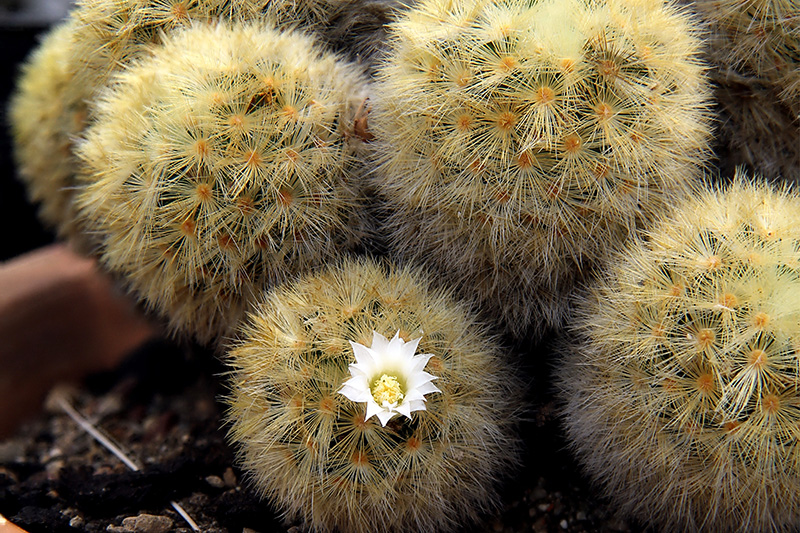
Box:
<box><xmin>372</xmin><ymin>374</ymin><xmax>404</xmax><ymax>406</ymax></box>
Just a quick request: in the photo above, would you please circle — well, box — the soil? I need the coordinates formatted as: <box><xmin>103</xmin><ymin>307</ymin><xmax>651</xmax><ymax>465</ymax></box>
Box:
<box><xmin>0</xmin><ymin>334</ymin><xmax>640</xmax><ymax>533</ymax></box>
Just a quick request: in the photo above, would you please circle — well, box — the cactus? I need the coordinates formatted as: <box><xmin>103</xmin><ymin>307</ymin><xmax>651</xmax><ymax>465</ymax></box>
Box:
<box><xmin>8</xmin><ymin>20</ymin><xmax>85</xmax><ymax>239</ymax></box>
<box><xmin>557</xmin><ymin>177</ymin><xmax>800</xmax><ymax>532</ymax></box>
<box><xmin>695</xmin><ymin>0</ymin><xmax>799</xmax><ymax>113</ymax></box>
<box><xmin>695</xmin><ymin>0</ymin><xmax>799</xmax><ymax>183</ymax></box>
<box><xmin>224</xmin><ymin>256</ymin><xmax>521</xmax><ymax>533</ymax></box>
<box><xmin>8</xmin><ymin>0</ymin><xmax>396</xmax><ymax>241</ymax></box>
<box><xmin>75</xmin><ymin>22</ymin><xmax>370</xmax><ymax>345</ymax></box>
<box><xmin>369</xmin><ymin>0</ymin><xmax>712</xmax><ymax>338</ymax></box>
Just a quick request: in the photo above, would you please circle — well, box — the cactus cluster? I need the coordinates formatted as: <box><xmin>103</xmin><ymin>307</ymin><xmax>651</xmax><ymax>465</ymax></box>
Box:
<box><xmin>225</xmin><ymin>257</ymin><xmax>521</xmax><ymax>533</ymax></box>
<box><xmin>9</xmin><ymin>0</ymin><xmax>396</xmax><ymax>241</ymax></box>
<box><xmin>75</xmin><ymin>22</ymin><xmax>369</xmax><ymax>345</ymax></box>
<box><xmin>557</xmin><ymin>178</ymin><xmax>800</xmax><ymax>532</ymax></box>
<box><xmin>695</xmin><ymin>0</ymin><xmax>800</xmax><ymax>182</ymax></box>
<box><xmin>370</xmin><ymin>0</ymin><xmax>712</xmax><ymax>337</ymax></box>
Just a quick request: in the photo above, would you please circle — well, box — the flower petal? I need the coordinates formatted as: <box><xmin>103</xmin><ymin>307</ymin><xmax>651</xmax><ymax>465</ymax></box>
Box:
<box><xmin>376</xmin><ymin>409</ymin><xmax>397</xmax><ymax>426</ymax></box>
<box><xmin>410</xmin><ymin>353</ymin><xmax>434</xmax><ymax>373</ymax></box>
<box><xmin>415</xmin><ymin>381</ymin><xmax>442</xmax><ymax>395</ymax></box>
<box><xmin>407</xmin><ymin>400</ymin><xmax>427</xmax><ymax>413</ymax></box>
<box><xmin>395</xmin><ymin>401</ymin><xmax>412</xmax><ymax>419</ymax></box>
<box><xmin>349</xmin><ymin>341</ymin><xmax>377</xmax><ymax>370</ymax></box>
<box><xmin>364</xmin><ymin>399</ymin><xmax>384</xmax><ymax>422</ymax></box>
<box><xmin>407</xmin><ymin>371</ymin><xmax>439</xmax><ymax>388</ymax></box>
<box><xmin>370</xmin><ymin>331</ymin><xmax>391</xmax><ymax>352</ymax></box>
<box><xmin>340</xmin><ymin>376</ymin><xmax>373</xmax><ymax>402</ymax></box>
<box><xmin>405</xmin><ymin>389</ymin><xmax>426</xmax><ymax>402</ymax></box>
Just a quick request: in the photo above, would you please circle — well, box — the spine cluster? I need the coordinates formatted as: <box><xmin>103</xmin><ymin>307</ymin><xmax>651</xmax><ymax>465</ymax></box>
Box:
<box><xmin>558</xmin><ymin>178</ymin><xmax>800</xmax><ymax>532</ymax></box>
<box><xmin>369</xmin><ymin>0</ymin><xmax>712</xmax><ymax>337</ymax></box>
<box><xmin>75</xmin><ymin>22</ymin><xmax>369</xmax><ymax>345</ymax></box>
<box><xmin>225</xmin><ymin>257</ymin><xmax>521</xmax><ymax>533</ymax></box>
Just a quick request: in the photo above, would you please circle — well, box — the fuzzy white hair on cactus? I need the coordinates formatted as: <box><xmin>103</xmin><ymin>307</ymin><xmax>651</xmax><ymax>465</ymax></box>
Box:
<box><xmin>339</xmin><ymin>330</ymin><xmax>441</xmax><ymax>426</ymax></box>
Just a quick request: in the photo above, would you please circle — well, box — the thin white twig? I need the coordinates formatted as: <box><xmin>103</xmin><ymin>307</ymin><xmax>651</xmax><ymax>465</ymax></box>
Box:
<box><xmin>55</xmin><ymin>392</ymin><xmax>200</xmax><ymax>532</ymax></box>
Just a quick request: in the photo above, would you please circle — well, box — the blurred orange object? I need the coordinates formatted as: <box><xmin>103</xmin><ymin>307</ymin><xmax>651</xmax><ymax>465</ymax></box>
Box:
<box><xmin>0</xmin><ymin>514</ymin><xmax>29</xmax><ymax>533</ymax></box>
<box><xmin>0</xmin><ymin>244</ymin><xmax>156</xmax><ymax>438</ymax></box>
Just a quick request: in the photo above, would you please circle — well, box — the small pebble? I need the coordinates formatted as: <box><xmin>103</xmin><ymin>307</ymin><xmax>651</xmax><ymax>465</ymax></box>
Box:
<box><xmin>531</xmin><ymin>487</ymin><xmax>547</xmax><ymax>501</ymax></box>
<box><xmin>205</xmin><ymin>475</ymin><xmax>225</xmax><ymax>488</ymax></box>
<box><xmin>120</xmin><ymin>513</ymin><xmax>173</xmax><ymax>533</ymax></box>
<box><xmin>560</xmin><ymin>519</ymin><xmax>568</xmax><ymax>529</ymax></box>
<box><xmin>576</xmin><ymin>511</ymin><xmax>586</xmax><ymax>521</ymax></box>
<box><xmin>223</xmin><ymin>467</ymin><xmax>237</xmax><ymax>487</ymax></box>
<box><xmin>0</xmin><ymin>441</ymin><xmax>26</xmax><ymax>463</ymax></box>
<box><xmin>537</xmin><ymin>503</ymin><xmax>551</xmax><ymax>512</ymax></box>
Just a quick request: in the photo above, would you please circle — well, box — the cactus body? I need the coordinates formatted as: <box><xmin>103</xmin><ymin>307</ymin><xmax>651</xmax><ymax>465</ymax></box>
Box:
<box><xmin>696</xmin><ymin>0</ymin><xmax>800</xmax><ymax>183</ymax></box>
<box><xmin>224</xmin><ymin>257</ymin><xmax>521</xmax><ymax>533</ymax></box>
<box><xmin>370</xmin><ymin>0</ymin><xmax>712</xmax><ymax>337</ymax></box>
<box><xmin>558</xmin><ymin>178</ymin><xmax>800</xmax><ymax>532</ymax></box>
<box><xmin>9</xmin><ymin>20</ymin><xmax>84</xmax><ymax>238</ymax></box>
<box><xmin>697</xmin><ymin>0</ymin><xmax>799</xmax><ymax>112</ymax></box>
<box><xmin>75</xmin><ymin>22</ymin><xmax>369</xmax><ymax>345</ymax></box>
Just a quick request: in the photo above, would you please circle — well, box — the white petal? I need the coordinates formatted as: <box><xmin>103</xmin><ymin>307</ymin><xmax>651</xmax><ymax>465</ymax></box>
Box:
<box><xmin>395</xmin><ymin>401</ymin><xmax>412</xmax><ymax>419</ymax></box>
<box><xmin>340</xmin><ymin>382</ymin><xmax>373</xmax><ymax>403</ymax></box>
<box><xmin>415</xmin><ymin>381</ymin><xmax>442</xmax><ymax>395</ymax></box>
<box><xmin>349</xmin><ymin>341</ymin><xmax>377</xmax><ymax>370</ymax></box>
<box><xmin>404</xmin><ymin>336</ymin><xmax>422</xmax><ymax>358</ymax></box>
<box><xmin>364</xmin><ymin>399</ymin><xmax>384</xmax><ymax>422</ymax></box>
<box><xmin>405</xmin><ymin>389</ymin><xmax>425</xmax><ymax>402</ymax></box>
<box><xmin>370</xmin><ymin>331</ymin><xmax>391</xmax><ymax>352</ymax></box>
<box><xmin>410</xmin><ymin>353</ymin><xmax>433</xmax><ymax>373</ymax></box>
<box><xmin>376</xmin><ymin>409</ymin><xmax>397</xmax><ymax>426</ymax></box>
<box><xmin>341</xmin><ymin>375</ymin><xmax>368</xmax><ymax>390</ymax></box>
<box><xmin>407</xmin><ymin>371</ymin><xmax>438</xmax><ymax>388</ymax></box>
<box><xmin>407</xmin><ymin>400</ymin><xmax>427</xmax><ymax>413</ymax></box>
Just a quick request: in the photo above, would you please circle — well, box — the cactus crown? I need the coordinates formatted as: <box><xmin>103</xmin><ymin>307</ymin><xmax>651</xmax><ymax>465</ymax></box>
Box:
<box><xmin>225</xmin><ymin>257</ymin><xmax>521</xmax><ymax>533</ymax></box>
<box><xmin>369</xmin><ymin>0</ymin><xmax>711</xmax><ymax>335</ymax></box>
<box><xmin>559</xmin><ymin>177</ymin><xmax>800</xmax><ymax>531</ymax></box>
<box><xmin>76</xmin><ymin>22</ymin><xmax>369</xmax><ymax>344</ymax></box>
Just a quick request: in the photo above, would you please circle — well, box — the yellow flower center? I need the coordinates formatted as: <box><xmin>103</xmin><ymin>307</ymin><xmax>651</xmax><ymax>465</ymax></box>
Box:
<box><xmin>372</xmin><ymin>374</ymin><xmax>404</xmax><ymax>406</ymax></box>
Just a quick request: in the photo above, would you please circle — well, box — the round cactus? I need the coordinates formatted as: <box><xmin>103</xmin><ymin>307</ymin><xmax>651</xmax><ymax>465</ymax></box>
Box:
<box><xmin>224</xmin><ymin>257</ymin><xmax>521</xmax><ymax>533</ymax></box>
<box><xmin>75</xmin><ymin>22</ymin><xmax>370</xmax><ymax>345</ymax></box>
<box><xmin>8</xmin><ymin>0</ymin><xmax>393</xmax><ymax>242</ymax></box>
<box><xmin>695</xmin><ymin>0</ymin><xmax>799</xmax><ymax>183</ymax></box>
<box><xmin>369</xmin><ymin>0</ymin><xmax>712</xmax><ymax>338</ymax></box>
<box><xmin>9</xmin><ymin>20</ymin><xmax>85</xmax><ymax>239</ymax></box>
<box><xmin>696</xmin><ymin>0</ymin><xmax>799</xmax><ymax>113</ymax></box>
<box><xmin>557</xmin><ymin>177</ymin><xmax>800</xmax><ymax>532</ymax></box>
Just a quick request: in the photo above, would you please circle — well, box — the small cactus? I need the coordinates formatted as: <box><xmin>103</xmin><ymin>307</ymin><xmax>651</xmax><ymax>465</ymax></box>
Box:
<box><xmin>224</xmin><ymin>257</ymin><xmax>521</xmax><ymax>533</ymax></box>
<box><xmin>696</xmin><ymin>0</ymin><xmax>799</xmax><ymax>113</ymax></box>
<box><xmin>695</xmin><ymin>0</ymin><xmax>799</xmax><ymax>183</ymax></box>
<box><xmin>557</xmin><ymin>177</ymin><xmax>800</xmax><ymax>532</ymax></box>
<box><xmin>75</xmin><ymin>22</ymin><xmax>370</xmax><ymax>345</ymax></box>
<box><xmin>369</xmin><ymin>0</ymin><xmax>712</xmax><ymax>337</ymax></box>
<box><xmin>8</xmin><ymin>20</ymin><xmax>85</xmax><ymax>239</ymax></box>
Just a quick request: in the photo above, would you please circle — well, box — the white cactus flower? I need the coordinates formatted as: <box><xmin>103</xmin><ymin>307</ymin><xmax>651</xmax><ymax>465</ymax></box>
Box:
<box><xmin>339</xmin><ymin>330</ymin><xmax>442</xmax><ymax>426</ymax></box>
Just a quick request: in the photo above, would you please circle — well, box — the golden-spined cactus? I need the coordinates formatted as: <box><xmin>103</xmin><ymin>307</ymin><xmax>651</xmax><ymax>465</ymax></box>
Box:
<box><xmin>225</xmin><ymin>257</ymin><xmax>521</xmax><ymax>533</ymax></box>
<box><xmin>370</xmin><ymin>0</ymin><xmax>712</xmax><ymax>338</ymax></box>
<box><xmin>558</xmin><ymin>177</ymin><xmax>800</xmax><ymax>532</ymax></box>
<box><xmin>75</xmin><ymin>22</ymin><xmax>370</xmax><ymax>345</ymax></box>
